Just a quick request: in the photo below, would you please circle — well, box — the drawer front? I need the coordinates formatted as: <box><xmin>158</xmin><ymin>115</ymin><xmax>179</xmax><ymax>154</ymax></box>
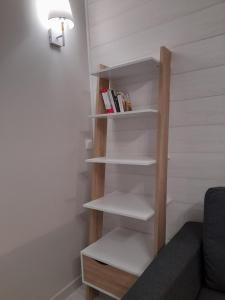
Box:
<box><xmin>82</xmin><ymin>255</ymin><xmax>137</xmax><ymax>299</ymax></box>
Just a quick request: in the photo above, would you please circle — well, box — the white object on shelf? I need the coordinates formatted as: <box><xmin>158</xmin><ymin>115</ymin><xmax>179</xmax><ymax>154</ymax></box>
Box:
<box><xmin>84</xmin><ymin>191</ymin><xmax>172</xmax><ymax>221</ymax></box>
<box><xmin>85</xmin><ymin>156</ymin><xmax>156</xmax><ymax>166</ymax></box>
<box><xmin>81</xmin><ymin>227</ymin><xmax>154</xmax><ymax>276</ymax></box>
<box><xmin>91</xmin><ymin>57</ymin><xmax>159</xmax><ymax>81</ymax></box>
<box><xmin>89</xmin><ymin>108</ymin><xmax>158</xmax><ymax>119</ymax></box>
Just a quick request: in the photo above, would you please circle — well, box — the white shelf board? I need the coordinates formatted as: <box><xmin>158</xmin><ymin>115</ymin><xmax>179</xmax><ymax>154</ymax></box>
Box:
<box><xmin>84</xmin><ymin>191</ymin><xmax>173</xmax><ymax>221</ymax></box>
<box><xmin>81</xmin><ymin>227</ymin><xmax>154</xmax><ymax>276</ymax></box>
<box><xmin>85</xmin><ymin>157</ymin><xmax>156</xmax><ymax>166</ymax></box>
<box><xmin>91</xmin><ymin>57</ymin><xmax>159</xmax><ymax>81</ymax></box>
<box><xmin>89</xmin><ymin>108</ymin><xmax>158</xmax><ymax>119</ymax></box>
<box><xmin>84</xmin><ymin>191</ymin><xmax>154</xmax><ymax>221</ymax></box>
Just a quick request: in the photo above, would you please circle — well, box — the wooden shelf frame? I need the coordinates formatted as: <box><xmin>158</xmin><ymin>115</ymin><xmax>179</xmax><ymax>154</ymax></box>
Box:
<box><xmin>83</xmin><ymin>47</ymin><xmax>172</xmax><ymax>300</ymax></box>
<box><xmin>89</xmin><ymin>64</ymin><xmax>108</xmax><ymax>246</ymax></box>
<box><xmin>154</xmin><ymin>47</ymin><xmax>171</xmax><ymax>254</ymax></box>
<box><xmin>85</xmin><ymin>65</ymin><xmax>109</xmax><ymax>299</ymax></box>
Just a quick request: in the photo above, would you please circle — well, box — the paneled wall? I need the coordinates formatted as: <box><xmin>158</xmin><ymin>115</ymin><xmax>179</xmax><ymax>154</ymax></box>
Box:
<box><xmin>85</xmin><ymin>0</ymin><xmax>225</xmax><ymax>239</ymax></box>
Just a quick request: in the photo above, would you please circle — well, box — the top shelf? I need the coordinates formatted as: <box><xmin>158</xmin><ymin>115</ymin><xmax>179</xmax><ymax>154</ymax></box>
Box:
<box><xmin>91</xmin><ymin>57</ymin><xmax>159</xmax><ymax>81</ymax></box>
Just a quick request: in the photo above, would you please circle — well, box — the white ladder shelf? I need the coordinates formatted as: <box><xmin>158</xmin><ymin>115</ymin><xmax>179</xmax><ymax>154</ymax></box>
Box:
<box><xmin>81</xmin><ymin>47</ymin><xmax>172</xmax><ymax>300</ymax></box>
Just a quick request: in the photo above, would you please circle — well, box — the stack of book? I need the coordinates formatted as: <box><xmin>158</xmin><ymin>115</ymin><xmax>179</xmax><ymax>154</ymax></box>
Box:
<box><xmin>100</xmin><ymin>88</ymin><xmax>132</xmax><ymax>113</ymax></box>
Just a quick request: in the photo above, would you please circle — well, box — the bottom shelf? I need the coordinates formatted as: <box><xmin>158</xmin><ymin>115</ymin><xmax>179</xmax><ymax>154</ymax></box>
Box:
<box><xmin>81</xmin><ymin>227</ymin><xmax>154</xmax><ymax>299</ymax></box>
<box><xmin>81</xmin><ymin>227</ymin><xmax>153</xmax><ymax>276</ymax></box>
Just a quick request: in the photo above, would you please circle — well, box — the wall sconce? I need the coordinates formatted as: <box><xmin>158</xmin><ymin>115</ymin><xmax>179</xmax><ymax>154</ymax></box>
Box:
<box><xmin>48</xmin><ymin>0</ymin><xmax>74</xmax><ymax>47</ymax></box>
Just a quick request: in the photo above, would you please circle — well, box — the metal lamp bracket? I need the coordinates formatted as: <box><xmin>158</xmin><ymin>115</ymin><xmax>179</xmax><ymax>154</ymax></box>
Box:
<box><xmin>49</xmin><ymin>20</ymin><xmax>65</xmax><ymax>47</ymax></box>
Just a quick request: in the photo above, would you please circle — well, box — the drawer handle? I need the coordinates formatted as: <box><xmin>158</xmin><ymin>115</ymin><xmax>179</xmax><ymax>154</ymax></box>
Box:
<box><xmin>95</xmin><ymin>259</ymin><xmax>108</xmax><ymax>266</ymax></box>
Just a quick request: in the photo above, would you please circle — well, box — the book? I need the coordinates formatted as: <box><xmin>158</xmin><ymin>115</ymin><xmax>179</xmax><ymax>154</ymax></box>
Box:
<box><xmin>100</xmin><ymin>88</ymin><xmax>113</xmax><ymax>113</ymax></box>
<box><xmin>102</xmin><ymin>88</ymin><xmax>132</xmax><ymax>114</ymax></box>
<box><xmin>124</xmin><ymin>93</ymin><xmax>132</xmax><ymax>111</ymax></box>
<box><xmin>117</xmin><ymin>93</ymin><xmax>125</xmax><ymax>112</ymax></box>
<box><xmin>108</xmin><ymin>89</ymin><xmax>117</xmax><ymax>113</ymax></box>
<box><xmin>110</xmin><ymin>89</ymin><xmax>120</xmax><ymax>112</ymax></box>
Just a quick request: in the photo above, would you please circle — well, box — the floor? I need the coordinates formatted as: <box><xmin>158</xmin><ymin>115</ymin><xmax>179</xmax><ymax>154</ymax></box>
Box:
<box><xmin>66</xmin><ymin>285</ymin><xmax>112</xmax><ymax>300</ymax></box>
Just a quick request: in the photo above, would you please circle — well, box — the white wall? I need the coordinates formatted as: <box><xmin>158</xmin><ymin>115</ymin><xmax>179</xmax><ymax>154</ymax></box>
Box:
<box><xmin>85</xmin><ymin>0</ymin><xmax>225</xmax><ymax>239</ymax></box>
<box><xmin>0</xmin><ymin>0</ymin><xmax>90</xmax><ymax>299</ymax></box>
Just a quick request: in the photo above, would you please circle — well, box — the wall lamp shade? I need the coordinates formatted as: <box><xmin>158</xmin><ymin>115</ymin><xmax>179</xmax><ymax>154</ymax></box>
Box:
<box><xmin>48</xmin><ymin>10</ymin><xmax>74</xmax><ymax>29</ymax></box>
<box><xmin>48</xmin><ymin>0</ymin><xmax>74</xmax><ymax>47</ymax></box>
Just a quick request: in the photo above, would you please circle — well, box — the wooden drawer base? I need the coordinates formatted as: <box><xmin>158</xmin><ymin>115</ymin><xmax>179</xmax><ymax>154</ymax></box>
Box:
<box><xmin>82</xmin><ymin>255</ymin><xmax>138</xmax><ymax>299</ymax></box>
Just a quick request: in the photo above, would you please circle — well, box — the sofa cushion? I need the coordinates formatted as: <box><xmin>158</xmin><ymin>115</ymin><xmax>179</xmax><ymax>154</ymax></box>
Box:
<box><xmin>197</xmin><ymin>287</ymin><xmax>225</xmax><ymax>300</ymax></box>
<box><xmin>203</xmin><ymin>187</ymin><xmax>225</xmax><ymax>292</ymax></box>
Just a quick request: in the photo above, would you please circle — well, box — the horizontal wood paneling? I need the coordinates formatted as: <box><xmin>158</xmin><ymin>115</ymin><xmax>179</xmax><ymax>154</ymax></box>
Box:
<box><xmin>89</xmin><ymin>34</ymin><xmax>225</xmax><ymax>75</ymax></box>
<box><xmin>86</xmin><ymin>0</ymin><xmax>225</xmax><ymax>243</ymax></box>
<box><xmin>118</xmin><ymin>200</ymin><xmax>203</xmax><ymax>237</ymax></box>
<box><xmin>108</xmin><ymin>116</ymin><xmax>157</xmax><ymax>132</ymax></box>
<box><xmin>88</xmin><ymin>0</ymin><xmax>148</xmax><ymax>26</ymax></box>
<box><xmin>89</xmin><ymin>34</ymin><xmax>225</xmax><ymax>91</ymax></box>
<box><xmin>171</xmin><ymin>65</ymin><xmax>225</xmax><ymax>101</ymax></box>
<box><xmin>166</xmin><ymin>201</ymin><xmax>203</xmax><ymax>240</ymax></box>
<box><xmin>169</xmin><ymin>125</ymin><xmax>225</xmax><ymax>153</ymax></box>
<box><xmin>107</xmin><ymin>122</ymin><xmax>225</xmax><ymax>157</ymax></box>
<box><xmin>172</xmin><ymin>34</ymin><xmax>225</xmax><ymax>74</ymax></box>
<box><xmin>170</xmin><ymin>95</ymin><xmax>225</xmax><ymax>127</ymax></box>
<box><xmin>168</xmin><ymin>177</ymin><xmax>225</xmax><ymax>204</ymax></box>
<box><xmin>89</xmin><ymin>0</ymin><xmax>224</xmax><ymax>48</ymax></box>
<box><xmin>105</xmin><ymin>172</ymin><xmax>225</xmax><ymax>205</ymax></box>
<box><xmin>90</xmin><ymin>3</ymin><xmax>225</xmax><ymax>70</ymax></box>
<box><xmin>105</xmin><ymin>163</ymin><xmax>156</xmax><ymax>175</ymax></box>
<box><xmin>107</xmin><ymin>129</ymin><xmax>156</xmax><ymax>157</ymax></box>
<box><xmin>168</xmin><ymin>153</ymin><xmax>225</xmax><ymax>180</ymax></box>
<box><xmin>105</xmin><ymin>172</ymin><xmax>155</xmax><ymax>196</ymax></box>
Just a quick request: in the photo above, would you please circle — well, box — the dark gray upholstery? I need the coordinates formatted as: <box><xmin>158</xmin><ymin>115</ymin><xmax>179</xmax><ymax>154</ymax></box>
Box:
<box><xmin>197</xmin><ymin>287</ymin><xmax>225</xmax><ymax>300</ymax></box>
<box><xmin>123</xmin><ymin>222</ymin><xmax>203</xmax><ymax>300</ymax></box>
<box><xmin>123</xmin><ymin>188</ymin><xmax>225</xmax><ymax>300</ymax></box>
<box><xmin>203</xmin><ymin>187</ymin><xmax>225</xmax><ymax>293</ymax></box>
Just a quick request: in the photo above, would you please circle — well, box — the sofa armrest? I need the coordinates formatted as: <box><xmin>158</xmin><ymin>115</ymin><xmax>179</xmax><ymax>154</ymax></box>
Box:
<box><xmin>123</xmin><ymin>222</ymin><xmax>203</xmax><ymax>300</ymax></box>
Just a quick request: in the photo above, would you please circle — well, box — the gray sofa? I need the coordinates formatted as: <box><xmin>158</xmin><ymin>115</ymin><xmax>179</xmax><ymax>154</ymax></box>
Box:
<box><xmin>123</xmin><ymin>187</ymin><xmax>225</xmax><ymax>300</ymax></box>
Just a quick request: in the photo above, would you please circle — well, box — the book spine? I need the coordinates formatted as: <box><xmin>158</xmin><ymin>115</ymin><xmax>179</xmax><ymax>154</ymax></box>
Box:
<box><xmin>111</xmin><ymin>90</ymin><xmax>120</xmax><ymax>112</ymax></box>
<box><xmin>108</xmin><ymin>90</ymin><xmax>116</xmax><ymax>113</ymax></box>
<box><xmin>117</xmin><ymin>94</ymin><xmax>125</xmax><ymax>112</ymax></box>
<box><xmin>100</xmin><ymin>88</ymin><xmax>113</xmax><ymax>113</ymax></box>
<box><xmin>125</xmin><ymin>93</ymin><xmax>132</xmax><ymax>111</ymax></box>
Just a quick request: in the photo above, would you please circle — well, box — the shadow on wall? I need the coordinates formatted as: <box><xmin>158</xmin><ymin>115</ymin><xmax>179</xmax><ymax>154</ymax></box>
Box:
<box><xmin>0</xmin><ymin>214</ymin><xmax>88</xmax><ymax>300</ymax></box>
